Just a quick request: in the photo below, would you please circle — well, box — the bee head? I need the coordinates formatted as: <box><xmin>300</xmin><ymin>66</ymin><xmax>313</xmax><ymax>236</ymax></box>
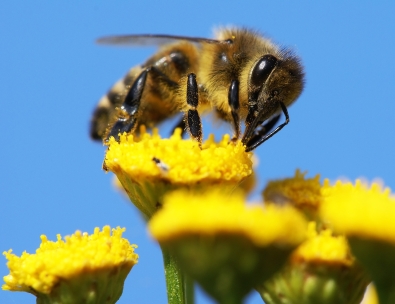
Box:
<box><xmin>243</xmin><ymin>51</ymin><xmax>304</xmax><ymax>146</ymax></box>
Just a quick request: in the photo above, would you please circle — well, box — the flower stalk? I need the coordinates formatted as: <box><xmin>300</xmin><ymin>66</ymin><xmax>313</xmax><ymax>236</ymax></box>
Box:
<box><xmin>161</xmin><ymin>246</ymin><xmax>194</xmax><ymax>304</ymax></box>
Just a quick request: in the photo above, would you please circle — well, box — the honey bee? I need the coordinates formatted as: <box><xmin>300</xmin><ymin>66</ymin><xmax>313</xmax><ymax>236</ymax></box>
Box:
<box><xmin>90</xmin><ymin>27</ymin><xmax>304</xmax><ymax>151</ymax></box>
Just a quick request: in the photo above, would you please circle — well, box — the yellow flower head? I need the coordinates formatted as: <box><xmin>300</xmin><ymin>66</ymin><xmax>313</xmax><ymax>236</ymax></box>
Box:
<box><xmin>321</xmin><ymin>180</ymin><xmax>395</xmax><ymax>304</ymax></box>
<box><xmin>104</xmin><ymin>127</ymin><xmax>252</xmax><ymax>184</ymax></box>
<box><xmin>104</xmin><ymin>127</ymin><xmax>253</xmax><ymax>218</ymax></box>
<box><xmin>263</xmin><ymin>170</ymin><xmax>322</xmax><ymax>219</ymax></box>
<box><xmin>149</xmin><ymin>188</ymin><xmax>307</xmax><ymax>247</ymax></box>
<box><xmin>292</xmin><ymin>222</ymin><xmax>353</xmax><ymax>266</ymax></box>
<box><xmin>3</xmin><ymin>226</ymin><xmax>138</xmax><ymax>303</ymax></box>
<box><xmin>320</xmin><ymin>179</ymin><xmax>395</xmax><ymax>243</ymax></box>
<box><xmin>149</xmin><ymin>189</ymin><xmax>307</xmax><ymax>303</ymax></box>
<box><xmin>257</xmin><ymin>222</ymin><xmax>369</xmax><ymax>304</ymax></box>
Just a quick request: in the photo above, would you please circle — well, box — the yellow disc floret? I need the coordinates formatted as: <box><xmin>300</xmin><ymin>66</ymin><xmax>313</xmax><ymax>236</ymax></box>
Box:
<box><xmin>321</xmin><ymin>179</ymin><xmax>395</xmax><ymax>304</ymax></box>
<box><xmin>320</xmin><ymin>179</ymin><xmax>395</xmax><ymax>243</ymax></box>
<box><xmin>149</xmin><ymin>189</ymin><xmax>306</xmax><ymax>247</ymax></box>
<box><xmin>257</xmin><ymin>221</ymin><xmax>369</xmax><ymax>304</ymax></box>
<box><xmin>263</xmin><ymin>169</ymin><xmax>322</xmax><ymax>210</ymax></box>
<box><xmin>3</xmin><ymin>226</ymin><xmax>138</xmax><ymax>295</ymax></box>
<box><xmin>104</xmin><ymin>127</ymin><xmax>252</xmax><ymax>185</ymax></box>
<box><xmin>292</xmin><ymin>222</ymin><xmax>353</xmax><ymax>266</ymax></box>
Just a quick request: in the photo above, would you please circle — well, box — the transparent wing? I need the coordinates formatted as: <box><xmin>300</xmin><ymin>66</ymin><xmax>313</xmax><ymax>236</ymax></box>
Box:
<box><xmin>96</xmin><ymin>34</ymin><xmax>222</xmax><ymax>47</ymax></box>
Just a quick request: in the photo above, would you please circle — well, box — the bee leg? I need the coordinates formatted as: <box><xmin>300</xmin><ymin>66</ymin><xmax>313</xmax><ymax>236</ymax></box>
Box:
<box><xmin>228</xmin><ymin>80</ymin><xmax>241</xmax><ymax>141</ymax></box>
<box><xmin>185</xmin><ymin>73</ymin><xmax>202</xmax><ymax>144</ymax></box>
<box><xmin>243</xmin><ymin>114</ymin><xmax>281</xmax><ymax>148</ymax></box>
<box><xmin>106</xmin><ymin>69</ymin><xmax>148</xmax><ymax>142</ymax></box>
<box><xmin>244</xmin><ymin>101</ymin><xmax>289</xmax><ymax>152</ymax></box>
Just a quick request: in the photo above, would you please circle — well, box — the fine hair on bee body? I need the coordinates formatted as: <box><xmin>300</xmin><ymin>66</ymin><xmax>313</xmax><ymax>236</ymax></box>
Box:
<box><xmin>90</xmin><ymin>27</ymin><xmax>304</xmax><ymax>151</ymax></box>
<box><xmin>90</xmin><ymin>41</ymin><xmax>200</xmax><ymax>140</ymax></box>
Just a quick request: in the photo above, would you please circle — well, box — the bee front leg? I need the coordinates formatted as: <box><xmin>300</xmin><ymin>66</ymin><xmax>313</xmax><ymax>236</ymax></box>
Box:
<box><xmin>228</xmin><ymin>80</ymin><xmax>241</xmax><ymax>141</ymax></box>
<box><xmin>185</xmin><ymin>73</ymin><xmax>202</xmax><ymax>145</ymax></box>
<box><xmin>105</xmin><ymin>69</ymin><xmax>148</xmax><ymax>142</ymax></box>
<box><xmin>244</xmin><ymin>101</ymin><xmax>289</xmax><ymax>152</ymax></box>
<box><xmin>243</xmin><ymin>113</ymin><xmax>281</xmax><ymax>149</ymax></box>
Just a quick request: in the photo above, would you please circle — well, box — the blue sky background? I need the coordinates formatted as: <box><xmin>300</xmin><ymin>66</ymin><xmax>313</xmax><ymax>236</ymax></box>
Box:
<box><xmin>1</xmin><ymin>2</ymin><xmax>395</xmax><ymax>303</ymax></box>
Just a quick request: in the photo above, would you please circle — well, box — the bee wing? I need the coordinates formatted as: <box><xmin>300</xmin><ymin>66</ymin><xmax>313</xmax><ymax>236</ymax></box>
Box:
<box><xmin>96</xmin><ymin>34</ymin><xmax>222</xmax><ymax>46</ymax></box>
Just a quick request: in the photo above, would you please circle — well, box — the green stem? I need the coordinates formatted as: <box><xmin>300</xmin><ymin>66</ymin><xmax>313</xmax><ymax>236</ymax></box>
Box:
<box><xmin>218</xmin><ymin>296</ymin><xmax>243</xmax><ymax>304</ymax></box>
<box><xmin>185</xmin><ymin>274</ymin><xmax>194</xmax><ymax>304</ymax></box>
<box><xmin>375</xmin><ymin>282</ymin><xmax>395</xmax><ymax>304</ymax></box>
<box><xmin>161</xmin><ymin>246</ymin><xmax>194</xmax><ymax>304</ymax></box>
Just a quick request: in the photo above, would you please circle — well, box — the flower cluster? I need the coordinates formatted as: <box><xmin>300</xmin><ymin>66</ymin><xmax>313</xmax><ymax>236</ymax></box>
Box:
<box><xmin>103</xmin><ymin>128</ymin><xmax>395</xmax><ymax>304</ymax></box>
<box><xmin>3</xmin><ymin>126</ymin><xmax>394</xmax><ymax>304</ymax></box>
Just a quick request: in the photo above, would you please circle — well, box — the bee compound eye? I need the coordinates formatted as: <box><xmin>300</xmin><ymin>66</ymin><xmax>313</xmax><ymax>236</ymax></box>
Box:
<box><xmin>250</xmin><ymin>54</ymin><xmax>278</xmax><ymax>87</ymax></box>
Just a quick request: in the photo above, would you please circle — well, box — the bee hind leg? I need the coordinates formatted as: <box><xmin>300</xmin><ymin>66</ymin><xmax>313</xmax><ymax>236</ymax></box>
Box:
<box><xmin>185</xmin><ymin>73</ymin><xmax>202</xmax><ymax>145</ymax></box>
<box><xmin>244</xmin><ymin>101</ymin><xmax>289</xmax><ymax>152</ymax></box>
<box><xmin>105</xmin><ymin>69</ymin><xmax>148</xmax><ymax>142</ymax></box>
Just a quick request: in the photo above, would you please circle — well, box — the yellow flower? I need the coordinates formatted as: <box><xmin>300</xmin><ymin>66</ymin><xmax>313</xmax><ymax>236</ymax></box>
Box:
<box><xmin>149</xmin><ymin>189</ymin><xmax>307</xmax><ymax>304</ymax></box>
<box><xmin>104</xmin><ymin>127</ymin><xmax>251</xmax><ymax>184</ymax></box>
<box><xmin>150</xmin><ymin>189</ymin><xmax>305</xmax><ymax>246</ymax></box>
<box><xmin>257</xmin><ymin>222</ymin><xmax>369</xmax><ymax>304</ymax></box>
<box><xmin>320</xmin><ymin>180</ymin><xmax>395</xmax><ymax>304</ymax></box>
<box><xmin>292</xmin><ymin>222</ymin><xmax>353</xmax><ymax>265</ymax></box>
<box><xmin>263</xmin><ymin>170</ymin><xmax>322</xmax><ymax>220</ymax></box>
<box><xmin>320</xmin><ymin>179</ymin><xmax>395</xmax><ymax>242</ymax></box>
<box><xmin>104</xmin><ymin>127</ymin><xmax>253</xmax><ymax>218</ymax></box>
<box><xmin>3</xmin><ymin>226</ymin><xmax>138</xmax><ymax>304</ymax></box>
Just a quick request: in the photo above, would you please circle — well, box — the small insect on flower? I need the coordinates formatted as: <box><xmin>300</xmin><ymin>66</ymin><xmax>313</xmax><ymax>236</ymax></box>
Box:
<box><xmin>90</xmin><ymin>27</ymin><xmax>304</xmax><ymax>151</ymax></box>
